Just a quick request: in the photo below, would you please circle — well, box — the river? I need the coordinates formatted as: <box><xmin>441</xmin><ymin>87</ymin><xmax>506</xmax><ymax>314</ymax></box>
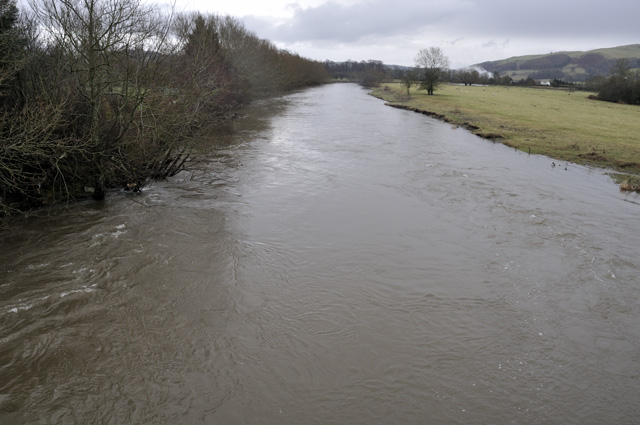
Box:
<box><xmin>1</xmin><ymin>83</ymin><xmax>640</xmax><ymax>424</ymax></box>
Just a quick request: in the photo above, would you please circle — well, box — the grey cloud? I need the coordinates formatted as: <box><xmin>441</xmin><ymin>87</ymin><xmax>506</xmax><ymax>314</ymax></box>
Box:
<box><xmin>450</xmin><ymin>0</ymin><xmax>640</xmax><ymax>39</ymax></box>
<box><xmin>481</xmin><ymin>39</ymin><xmax>510</xmax><ymax>49</ymax></box>
<box><xmin>241</xmin><ymin>0</ymin><xmax>640</xmax><ymax>67</ymax></box>
<box><xmin>246</xmin><ymin>0</ymin><xmax>640</xmax><ymax>45</ymax></box>
<box><xmin>482</xmin><ymin>40</ymin><xmax>498</xmax><ymax>48</ymax></box>
<box><xmin>249</xmin><ymin>0</ymin><xmax>470</xmax><ymax>43</ymax></box>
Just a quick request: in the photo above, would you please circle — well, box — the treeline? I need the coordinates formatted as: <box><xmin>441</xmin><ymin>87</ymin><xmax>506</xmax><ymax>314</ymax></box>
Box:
<box><xmin>0</xmin><ymin>0</ymin><xmax>327</xmax><ymax>217</ymax></box>
<box><xmin>324</xmin><ymin>58</ymin><xmax>597</xmax><ymax>92</ymax></box>
<box><xmin>324</xmin><ymin>59</ymin><xmax>525</xmax><ymax>89</ymax></box>
<box><xmin>324</xmin><ymin>60</ymin><xmax>395</xmax><ymax>87</ymax></box>
<box><xmin>589</xmin><ymin>59</ymin><xmax>640</xmax><ymax>105</ymax></box>
<box><xmin>478</xmin><ymin>52</ymin><xmax>640</xmax><ymax>83</ymax></box>
<box><xmin>445</xmin><ymin>69</ymin><xmax>583</xmax><ymax>88</ymax></box>
<box><xmin>446</xmin><ymin>69</ymin><xmax>512</xmax><ymax>86</ymax></box>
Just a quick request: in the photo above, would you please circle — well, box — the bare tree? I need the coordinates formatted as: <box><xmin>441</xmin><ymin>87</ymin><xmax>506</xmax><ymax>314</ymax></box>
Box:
<box><xmin>2</xmin><ymin>2</ymin><xmax>330</xmax><ymax>219</ymax></box>
<box><xmin>414</xmin><ymin>46</ymin><xmax>449</xmax><ymax>95</ymax></box>
<box><xmin>402</xmin><ymin>68</ymin><xmax>418</xmax><ymax>96</ymax></box>
<box><xmin>30</xmin><ymin>0</ymin><xmax>177</xmax><ymax>198</ymax></box>
<box><xmin>173</xmin><ymin>13</ymin><xmax>242</xmax><ymax>118</ymax></box>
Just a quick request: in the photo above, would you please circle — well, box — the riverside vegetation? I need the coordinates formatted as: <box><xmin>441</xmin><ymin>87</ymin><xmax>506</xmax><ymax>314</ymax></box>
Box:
<box><xmin>371</xmin><ymin>83</ymin><xmax>640</xmax><ymax>191</ymax></box>
<box><xmin>0</xmin><ymin>0</ymin><xmax>327</xmax><ymax>222</ymax></box>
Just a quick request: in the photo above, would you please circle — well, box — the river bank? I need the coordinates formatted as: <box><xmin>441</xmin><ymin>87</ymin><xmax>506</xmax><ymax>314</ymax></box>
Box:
<box><xmin>371</xmin><ymin>83</ymin><xmax>640</xmax><ymax>191</ymax></box>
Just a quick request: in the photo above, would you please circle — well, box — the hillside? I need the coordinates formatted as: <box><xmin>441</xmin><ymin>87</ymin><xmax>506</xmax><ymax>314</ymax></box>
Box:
<box><xmin>475</xmin><ymin>44</ymin><xmax>640</xmax><ymax>82</ymax></box>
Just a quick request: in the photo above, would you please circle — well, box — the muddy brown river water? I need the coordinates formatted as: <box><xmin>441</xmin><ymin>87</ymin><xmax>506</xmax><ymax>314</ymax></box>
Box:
<box><xmin>1</xmin><ymin>83</ymin><xmax>640</xmax><ymax>424</ymax></box>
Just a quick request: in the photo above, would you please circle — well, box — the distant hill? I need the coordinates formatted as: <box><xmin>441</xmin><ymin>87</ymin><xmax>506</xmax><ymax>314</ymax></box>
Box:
<box><xmin>475</xmin><ymin>44</ymin><xmax>640</xmax><ymax>82</ymax></box>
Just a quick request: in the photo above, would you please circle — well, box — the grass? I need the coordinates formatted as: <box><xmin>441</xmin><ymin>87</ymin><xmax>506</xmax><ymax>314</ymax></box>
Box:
<box><xmin>371</xmin><ymin>83</ymin><xmax>640</xmax><ymax>191</ymax></box>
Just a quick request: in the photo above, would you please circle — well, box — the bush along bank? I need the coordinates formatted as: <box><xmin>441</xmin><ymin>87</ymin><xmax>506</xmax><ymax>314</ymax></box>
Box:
<box><xmin>0</xmin><ymin>2</ymin><xmax>328</xmax><ymax>221</ymax></box>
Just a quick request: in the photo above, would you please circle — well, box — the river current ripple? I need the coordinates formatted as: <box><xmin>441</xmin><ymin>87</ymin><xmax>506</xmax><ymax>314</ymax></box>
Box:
<box><xmin>1</xmin><ymin>84</ymin><xmax>640</xmax><ymax>424</ymax></box>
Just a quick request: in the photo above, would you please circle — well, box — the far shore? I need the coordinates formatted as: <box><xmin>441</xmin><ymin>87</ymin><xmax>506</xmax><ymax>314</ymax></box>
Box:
<box><xmin>370</xmin><ymin>83</ymin><xmax>640</xmax><ymax>192</ymax></box>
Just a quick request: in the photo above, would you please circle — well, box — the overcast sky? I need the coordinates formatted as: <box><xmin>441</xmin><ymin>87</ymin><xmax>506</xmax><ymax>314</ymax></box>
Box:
<box><xmin>170</xmin><ymin>0</ymin><xmax>639</xmax><ymax>68</ymax></box>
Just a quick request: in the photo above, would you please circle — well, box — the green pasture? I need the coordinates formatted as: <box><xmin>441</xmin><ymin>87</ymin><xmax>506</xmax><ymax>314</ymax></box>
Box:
<box><xmin>372</xmin><ymin>83</ymin><xmax>640</xmax><ymax>188</ymax></box>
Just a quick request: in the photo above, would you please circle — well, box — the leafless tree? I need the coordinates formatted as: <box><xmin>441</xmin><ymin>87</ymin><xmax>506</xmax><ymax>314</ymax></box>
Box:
<box><xmin>402</xmin><ymin>68</ymin><xmax>419</xmax><ymax>96</ymax></box>
<box><xmin>414</xmin><ymin>46</ymin><xmax>449</xmax><ymax>95</ymax></box>
<box><xmin>1</xmin><ymin>2</ymin><xmax>328</xmax><ymax>220</ymax></box>
<box><xmin>30</xmin><ymin>0</ymin><xmax>177</xmax><ymax>198</ymax></box>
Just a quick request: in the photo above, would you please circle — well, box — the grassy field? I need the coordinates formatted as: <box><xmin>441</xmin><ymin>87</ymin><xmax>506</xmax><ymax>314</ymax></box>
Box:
<box><xmin>371</xmin><ymin>83</ymin><xmax>640</xmax><ymax>190</ymax></box>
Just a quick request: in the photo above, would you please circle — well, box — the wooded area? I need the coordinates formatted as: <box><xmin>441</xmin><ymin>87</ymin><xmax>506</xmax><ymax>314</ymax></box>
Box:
<box><xmin>0</xmin><ymin>0</ymin><xmax>327</xmax><ymax>218</ymax></box>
